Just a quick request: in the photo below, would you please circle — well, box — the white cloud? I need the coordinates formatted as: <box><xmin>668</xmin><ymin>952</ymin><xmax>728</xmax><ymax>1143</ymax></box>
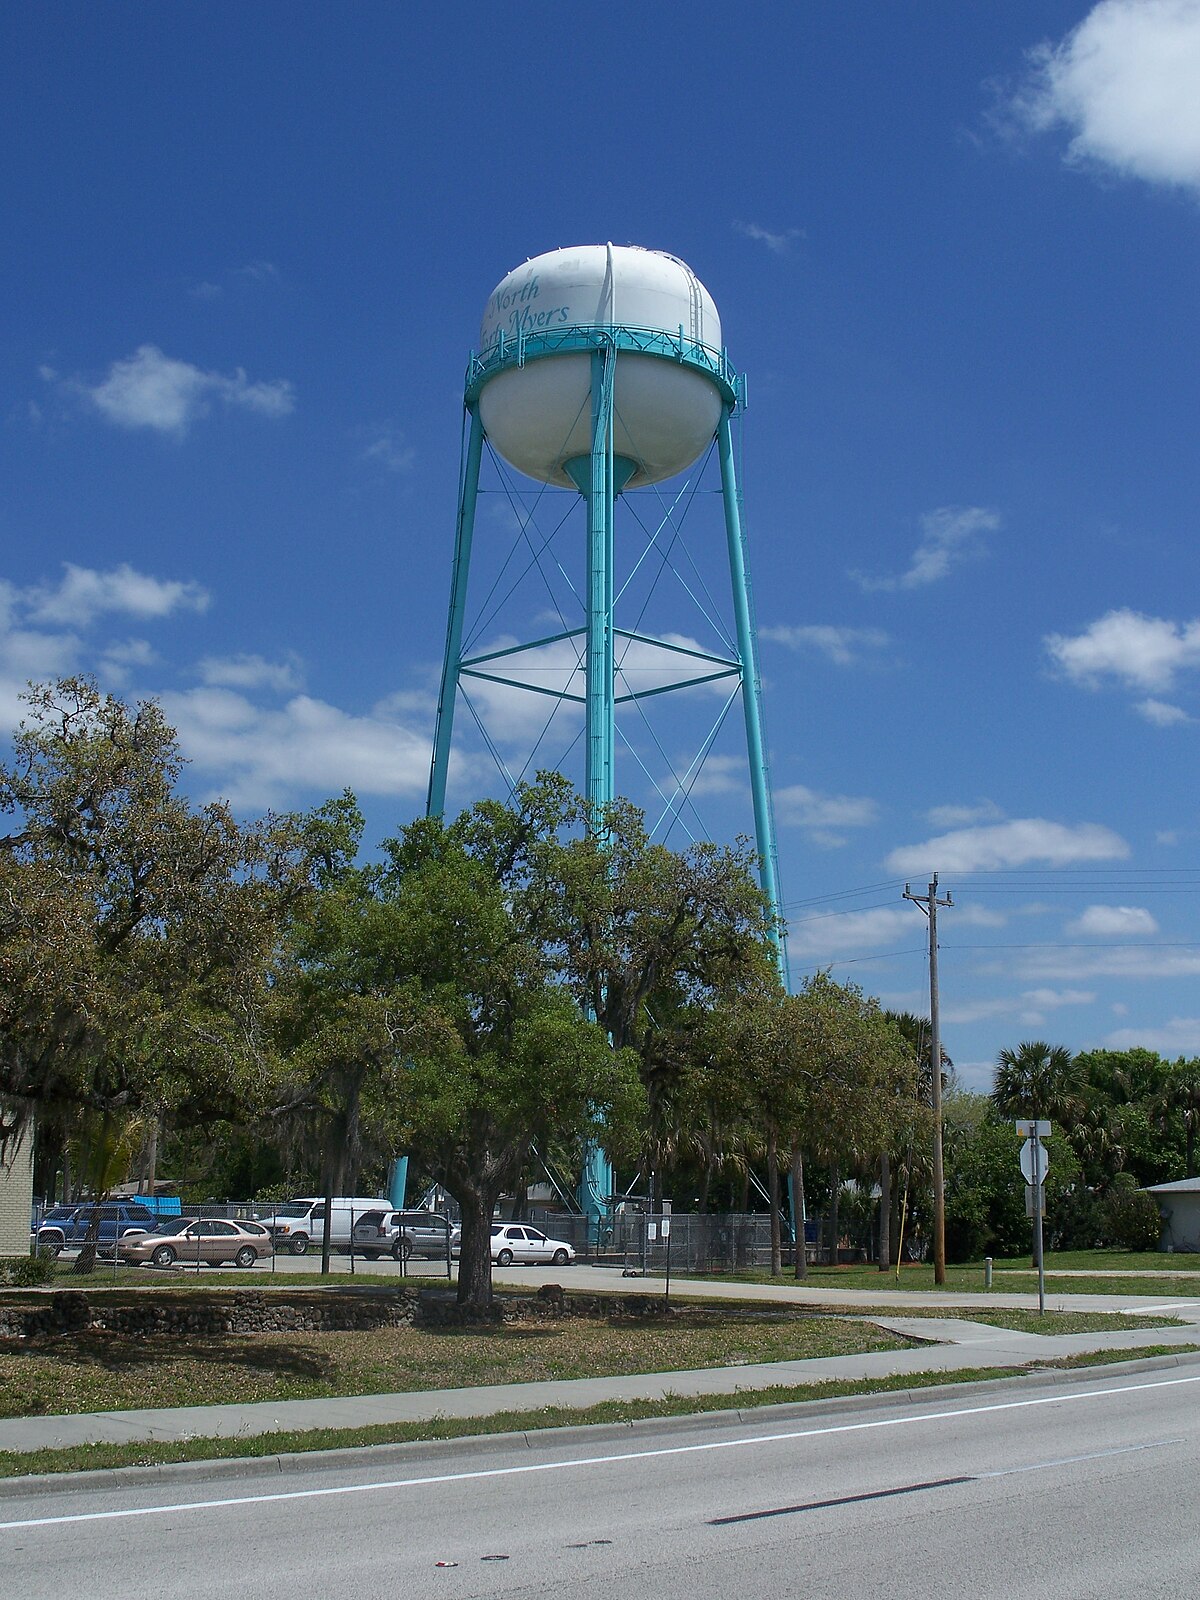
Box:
<box><xmin>189</xmin><ymin>281</ymin><xmax>223</xmax><ymax>302</ymax></box>
<box><xmin>99</xmin><ymin>637</ymin><xmax>159</xmax><ymax>686</ymax></box>
<box><xmin>71</xmin><ymin>345</ymin><xmax>294</xmax><ymax>436</ymax></box>
<box><xmin>925</xmin><ymin>800</ymin><xmax>1004</xmax><ymax>829</ymax></box>
<box><xmin>158</xmin><ymin>687</ymin><xmax>436</xmax><ymax>810</ymax></box>
<box><xmin>852</xmin><ymin>506</ymin><xmax>999</xmax><ymax>593</ymax></box>
<box><xmin>684</xmin><ymin>754</ymin><xmax>745</xmax><ymax>798</ymax></box>
<box><xmin>761</xmin><ymin>624</ymin><xmax>889</xmax><ymax>666</ymax></box>
<box><xmin>1066</xmin><ymin>904</ymin><xmax>1159</xmax><ymax>938</ymax></box>
<box><xmin>886</xmin><ymin>817</ymin><xmax>1129</xmax><ymax>874</ymax></box>
<box><xmin>197</xmin><ymin>652</ymin><xmax>304</xmax><ymax>694</ymax></box>
<box><xmin>1011</xmin><ymin>0</ymin><xmax>1200</xmax><ymax>195</ymax></box>
<box><xmin>361</xmin><ymin>426</ymin><xmax>416</xmax><ymax>474</ymax></box>
<box><xmin>1137</xmin><ymin>698</ymin><xmax>1191</xmax><ymax>726</ymax></box>
<box><xmin>1105</xmin><ymin>1016</ymin><xmax>1200</xmax><ymax>1054</ymax></box>
<box><xmin>733</xmin><ymin>220</ymin><xmax>804</xmax><ymax>254</ymax></box>
<box><xmin>776</xmin><ymin>783</ymin><xmax>879</xmax><ymax>837</ymax></box>
<box><xmin>788</xmin><ymin>905</ymin><xmax>913</xmax><ymax>958</ymax></box>
<box><xmin>1011</xmin><ymin>947</ymin><xmax>1200</xmax><ymax>981</ymax></box>
<box><xmin>1045</xmin><ymin>608</ymin><xmax>1200</xmax><ymax>692</ymax></box>
<box><xmin>27</xmin><ymin>563</ymin><xmax>210</xmax><ymax>627</ymax></box>
<box><xmin>236</xmin><ymin>260</ymin><xmax>281</xmax><ymax>284</ymax></box>
<box><xmin>956</xmin><ymin>904</ymin><xmax>1009</xmax><ymax>930</ymax></box>
<box><xmin>942</xmin><ymin>988</ymin><xmax>1094</xmax><ymax>1028</ymax></box>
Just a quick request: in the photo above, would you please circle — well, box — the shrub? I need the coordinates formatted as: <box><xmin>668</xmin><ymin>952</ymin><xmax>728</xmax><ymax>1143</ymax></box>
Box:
<box><xmin>0</xmin><ymin>1253</ymin><xmax>57</xmax><ymax>1287</ymax></box>
<box><xmin>1103</xmin><ymin>1187</ymin><xmax>1162</xmax><ymax>1253</ymax></box>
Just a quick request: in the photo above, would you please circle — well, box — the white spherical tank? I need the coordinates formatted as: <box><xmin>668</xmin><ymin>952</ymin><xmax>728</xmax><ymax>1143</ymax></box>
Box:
<box><xmin>476</xmin><ymin>245</ymin><xmax>725</xmax><ymax>489</ymax></box>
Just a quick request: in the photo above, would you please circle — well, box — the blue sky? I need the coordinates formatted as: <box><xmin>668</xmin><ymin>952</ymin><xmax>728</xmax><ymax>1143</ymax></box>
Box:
<box><xmin>4</xmin><ymin>2</ymin><xmax>1200</xmax><ymax>1089</ymax></box>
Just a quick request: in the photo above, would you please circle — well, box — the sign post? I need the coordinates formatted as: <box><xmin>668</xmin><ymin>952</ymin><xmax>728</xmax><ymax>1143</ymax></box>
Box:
<box><xmin>1015</xmin><ymin>1119</ymin><xmax>1051</xmax><ymax>1314</ymax></box>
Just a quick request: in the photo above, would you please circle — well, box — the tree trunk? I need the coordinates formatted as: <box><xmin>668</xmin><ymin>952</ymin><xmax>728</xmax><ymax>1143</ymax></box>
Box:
<box><xmin>829</xmin><ymin>1162</ymin><xmax>841</xmax><ymax>1267</ymax></box>
<box><xmin>697</xmin><ymin>1160</ymin><xmax>712</xmax><ymax>1217</ymax></box>
<box><xmin>790</xmin><ymin>1143</ymin><xmax>808</xmax><ymax>1280</ymax></box>
<box><xmin>139</xmin><ymin>1117</ymin><xmax>159</xmax><ymax>1195</ymax></box>
<box><xmin>767</xmin><ymin>1129</ymin><xmax>782</xmax><ymax>1277</ymax></box>
<box><xmin>72</xmin><ymin>1199</ymin><xmax>105</xmax><ymax>1276</ymax></box>
<box><xmin>878</xmin><ymin>1152</ymin><xmax>891</xmax><ymax>1272</ymax></box>
<box><xmin>456</xmin><ymin>1187</ymin><xmax>495</xmax><ymax>1309</ymax></box>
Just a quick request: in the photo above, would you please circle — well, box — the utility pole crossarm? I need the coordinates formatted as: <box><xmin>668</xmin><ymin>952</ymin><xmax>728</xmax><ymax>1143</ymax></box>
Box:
<box><xmin>902</xmin><ymin>872</ymin><xmax>953</xmax><ymax>1287</ymax></box>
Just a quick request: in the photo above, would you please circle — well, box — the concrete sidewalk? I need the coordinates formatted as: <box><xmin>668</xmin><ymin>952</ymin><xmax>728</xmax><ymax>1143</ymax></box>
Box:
<box><xmin>501</xmin><ymin>1263</ymin><xmax>1200</xmax><ymax>1316</ymax></box>
<box><xmin>3</xmin><ymin>1306</ymin><xmax>1199</xmax><ymax>1456</ymax></box>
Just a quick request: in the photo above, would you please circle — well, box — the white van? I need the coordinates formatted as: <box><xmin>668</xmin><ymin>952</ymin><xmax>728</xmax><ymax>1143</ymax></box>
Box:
<box><xmin>257</xmin><ymin>1197</ymin><xmax>384</xmax><ymax>1255</ymax></box>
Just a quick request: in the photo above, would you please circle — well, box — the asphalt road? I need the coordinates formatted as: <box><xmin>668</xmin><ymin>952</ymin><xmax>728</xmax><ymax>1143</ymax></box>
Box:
<box><xmin>3</xmin><ymin>1361</ymin><xmax>1198</xmax><ymax>1599</ymax></box>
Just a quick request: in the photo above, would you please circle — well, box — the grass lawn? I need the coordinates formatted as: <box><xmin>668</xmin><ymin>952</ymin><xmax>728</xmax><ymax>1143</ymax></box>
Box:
<box><xmin>2</xmin><ymin>1343</ymin><xmax>1195</xmax><ymax>1482</ymax></box>
<box><xmin>695</xmin><ymin>1263</ymin><xmax>1200</xmax><ymax>1296</ymax></box>
<box><xmin>991</xmin><ymin>1250</ymin><xmax>1200</xmax><ymax>1273</ymax></box>
<box><xmin>0</xmin><ymin>1307</ymin><xmax>913</xmax><ymax>1419</ymax></box>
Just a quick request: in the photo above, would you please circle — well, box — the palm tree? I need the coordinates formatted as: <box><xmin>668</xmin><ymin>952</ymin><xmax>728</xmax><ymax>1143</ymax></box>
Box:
<box><xmin>992</xmin><ymin>1040</ymin><xmax>1080</xmax><ymax>1128</ymax></box>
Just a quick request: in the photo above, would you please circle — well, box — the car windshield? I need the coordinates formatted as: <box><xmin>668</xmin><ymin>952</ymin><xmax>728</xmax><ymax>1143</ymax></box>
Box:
<box><xmin>151</xmin><ymin>1219</ymin><xmax>193</xmax><ymax>1235</ymax></box>
<box><xmin>273</xmin><ymin>1204</ymin><xmax>312</xmax><ymax>1218</ymax></box>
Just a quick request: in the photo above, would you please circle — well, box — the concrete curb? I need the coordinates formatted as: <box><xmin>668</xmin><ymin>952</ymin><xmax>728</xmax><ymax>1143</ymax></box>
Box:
<box><xmin>1</xmin><ymin>1348</ymin><xmax>1197</xmax><ymax>1501</ymax></box>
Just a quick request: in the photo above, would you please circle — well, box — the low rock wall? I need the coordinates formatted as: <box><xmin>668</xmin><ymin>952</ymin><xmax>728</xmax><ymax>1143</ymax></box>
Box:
<box><xmin>0</xmin><ymin>1282</ymin><xmax>672</xmax><ymax>1339</ymax></box>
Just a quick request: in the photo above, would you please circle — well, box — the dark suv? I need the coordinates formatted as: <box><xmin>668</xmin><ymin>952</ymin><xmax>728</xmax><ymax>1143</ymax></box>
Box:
<box><xmin>36</xmin><ymin>1202</ymin><xmax>158</xmax><ymax>1256</ymax></box>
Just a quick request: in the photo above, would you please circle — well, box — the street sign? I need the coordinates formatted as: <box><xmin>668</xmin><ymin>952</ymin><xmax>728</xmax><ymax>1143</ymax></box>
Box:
<box><xmin>1025</xmin><ymin>1183</ymin><xmax>1046</xmax><ymax>1219</ymax></box>
<box><xmin>1015</xmin><ymin>1119</ymin><xmax>1052</xmax><ymax>1138</ymax></box>
<box><xmin>1019</xmin><ymin>1138</ymin><xmax>1051</xmax><ymax>1185</ymax></box>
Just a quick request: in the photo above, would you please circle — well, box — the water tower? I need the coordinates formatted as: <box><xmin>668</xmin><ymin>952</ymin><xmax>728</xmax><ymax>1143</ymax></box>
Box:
<box><xmin>426</xmin><ymin>244</ymin><xmax>786</xmax><ymax>1218</ymax></box>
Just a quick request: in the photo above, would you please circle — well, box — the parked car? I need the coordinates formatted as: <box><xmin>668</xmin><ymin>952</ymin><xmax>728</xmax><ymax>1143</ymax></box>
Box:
<box><xmin>118</xmin><ymin>1217</ymin><xmax>273</xmax><ymax>1269</ymax></box>
<box><xmin>255</xmin><ymin>1197</ymin><xmax>383</xmax><ymax>1255</ymax></box>
<box><xmin>36</xmin><ymin>1202</ymin><xmax>158</xmax><ymax>1256</ymax></box>
<box><xmin>489</xmin><ymin>1223</ymin><xmax>575</xmax><ymax>1266</ymax></box>
<box><xmin>351</xmin><ymin>1209</ymin><xmax>460</xmax><ymax>1261</ymax></box>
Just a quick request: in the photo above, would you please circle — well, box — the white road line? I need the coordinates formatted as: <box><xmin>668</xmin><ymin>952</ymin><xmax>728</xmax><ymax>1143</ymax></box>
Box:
<box><xmin>2</xmin><ymin>1369</ymin><xmax>1198</xmax><ymax>1534</ymax></box>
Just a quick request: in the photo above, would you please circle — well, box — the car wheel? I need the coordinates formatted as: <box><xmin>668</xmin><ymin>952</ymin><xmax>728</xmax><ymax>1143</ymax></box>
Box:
<box><xmin>289</xmin><ymin>1236</ymin><xmax>308</xmax><ymax>1256</ymax></box>
<box><xmin>496</xmin><ymin>1248</ymin><xmax>514</xmax><ymax>1267</ymax></box>
<box><xmin>552</xmin><ymin>1248</ymin><xmax>569</xmax><ymax>1266</ymax></box>
<box><xmin>235</xmin><ymin>1246</ymin><xmax>256</xmax><ymax>1268</ymax></box>
<box><xmin>39</xmin><ymin>1240</ymin><xmax>63</xmax><ymax>1258</ymax></box>
<box><xmin>151</xmin><ymin>1244</ymin><xmax>177</xmax><ymax>1268</ymax></box>
<box><xmin>391</xmin><ymin>1239</ymin><xmax>412</xmax><ymax>1263</ymax></box>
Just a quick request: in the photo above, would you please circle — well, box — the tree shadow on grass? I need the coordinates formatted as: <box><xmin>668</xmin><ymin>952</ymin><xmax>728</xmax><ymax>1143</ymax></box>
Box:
<box><xmin>8</xmin><ymin>1332</ymin><xmax>333</xmax><ymax>1381</ymax></box>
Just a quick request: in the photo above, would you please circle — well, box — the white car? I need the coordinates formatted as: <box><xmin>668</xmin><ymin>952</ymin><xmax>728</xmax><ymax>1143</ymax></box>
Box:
<box><xmin>489</xmin><ymin>1223</ymin><xmax>575</xmax><ymax>1266</ymax></box>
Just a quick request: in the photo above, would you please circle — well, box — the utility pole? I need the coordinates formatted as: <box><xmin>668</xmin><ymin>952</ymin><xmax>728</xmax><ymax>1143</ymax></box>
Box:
<box><xmin>903</xmin><ymin>873</ymin><xmax>953</xmax><ymax>1286</ymax></box>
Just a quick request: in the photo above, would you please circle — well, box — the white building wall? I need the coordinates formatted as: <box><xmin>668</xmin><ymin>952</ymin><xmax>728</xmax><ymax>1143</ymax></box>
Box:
<box><xmin>1159</xmin><ymin>1193</ymin><xmax>1200</xmax><ymax>1253</ymax></box>
<box><xmin>0</xmin><ymin>1123</ymin><xmax>34</xmax><ymax>1256</ymax></box>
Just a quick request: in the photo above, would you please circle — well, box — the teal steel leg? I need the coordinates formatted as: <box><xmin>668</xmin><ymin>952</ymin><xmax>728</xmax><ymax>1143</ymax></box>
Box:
<box><xmin>427</xmin><ymin>405</ymin><xmax>484</xmax><ymax>818</ymax></box>
<box><xmin>583</xmin><ymin>349</ymin><xmax>615</xmax><ymax>1229</ymax></box>
<box><xmin>585</xmin><ymin>347</ymin><xmax>615</xmax><ymax>821</ymax></box>
<box><xmin>387</xmin><ymin>1157</ymin><xmax>409</xmax><ymax>1211</ymax></box>
<box><xmin>717</xmin><ymin>409</ymin><xmax>789</xmax><ymax>980</ymax></box>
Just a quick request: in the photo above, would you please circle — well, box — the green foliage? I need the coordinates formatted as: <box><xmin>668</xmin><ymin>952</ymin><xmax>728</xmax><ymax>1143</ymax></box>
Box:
<box><xmin>942</xmin><ymin>1093</ymin><xmax>1080</xmax><ymax>1262</ymax></box>
<box><xmin>0</xmin><ymin>678</ymin><xmax>306</xmax><ymax>1147</ymax></box>
<box><xmin>1103</xmin><ymin>1184</ymin><xmax>1163</xmax><ymax>1253</ymax></box>
<box><xmin>0</xmin><ymin>1253</ymin><xmax>55</xmax><ymax>1286</ymax></box>
<box><xmin>992</xmin><ymin>1040</ymin><xmax>1080</xmax><ymax>1124</ymax></box>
